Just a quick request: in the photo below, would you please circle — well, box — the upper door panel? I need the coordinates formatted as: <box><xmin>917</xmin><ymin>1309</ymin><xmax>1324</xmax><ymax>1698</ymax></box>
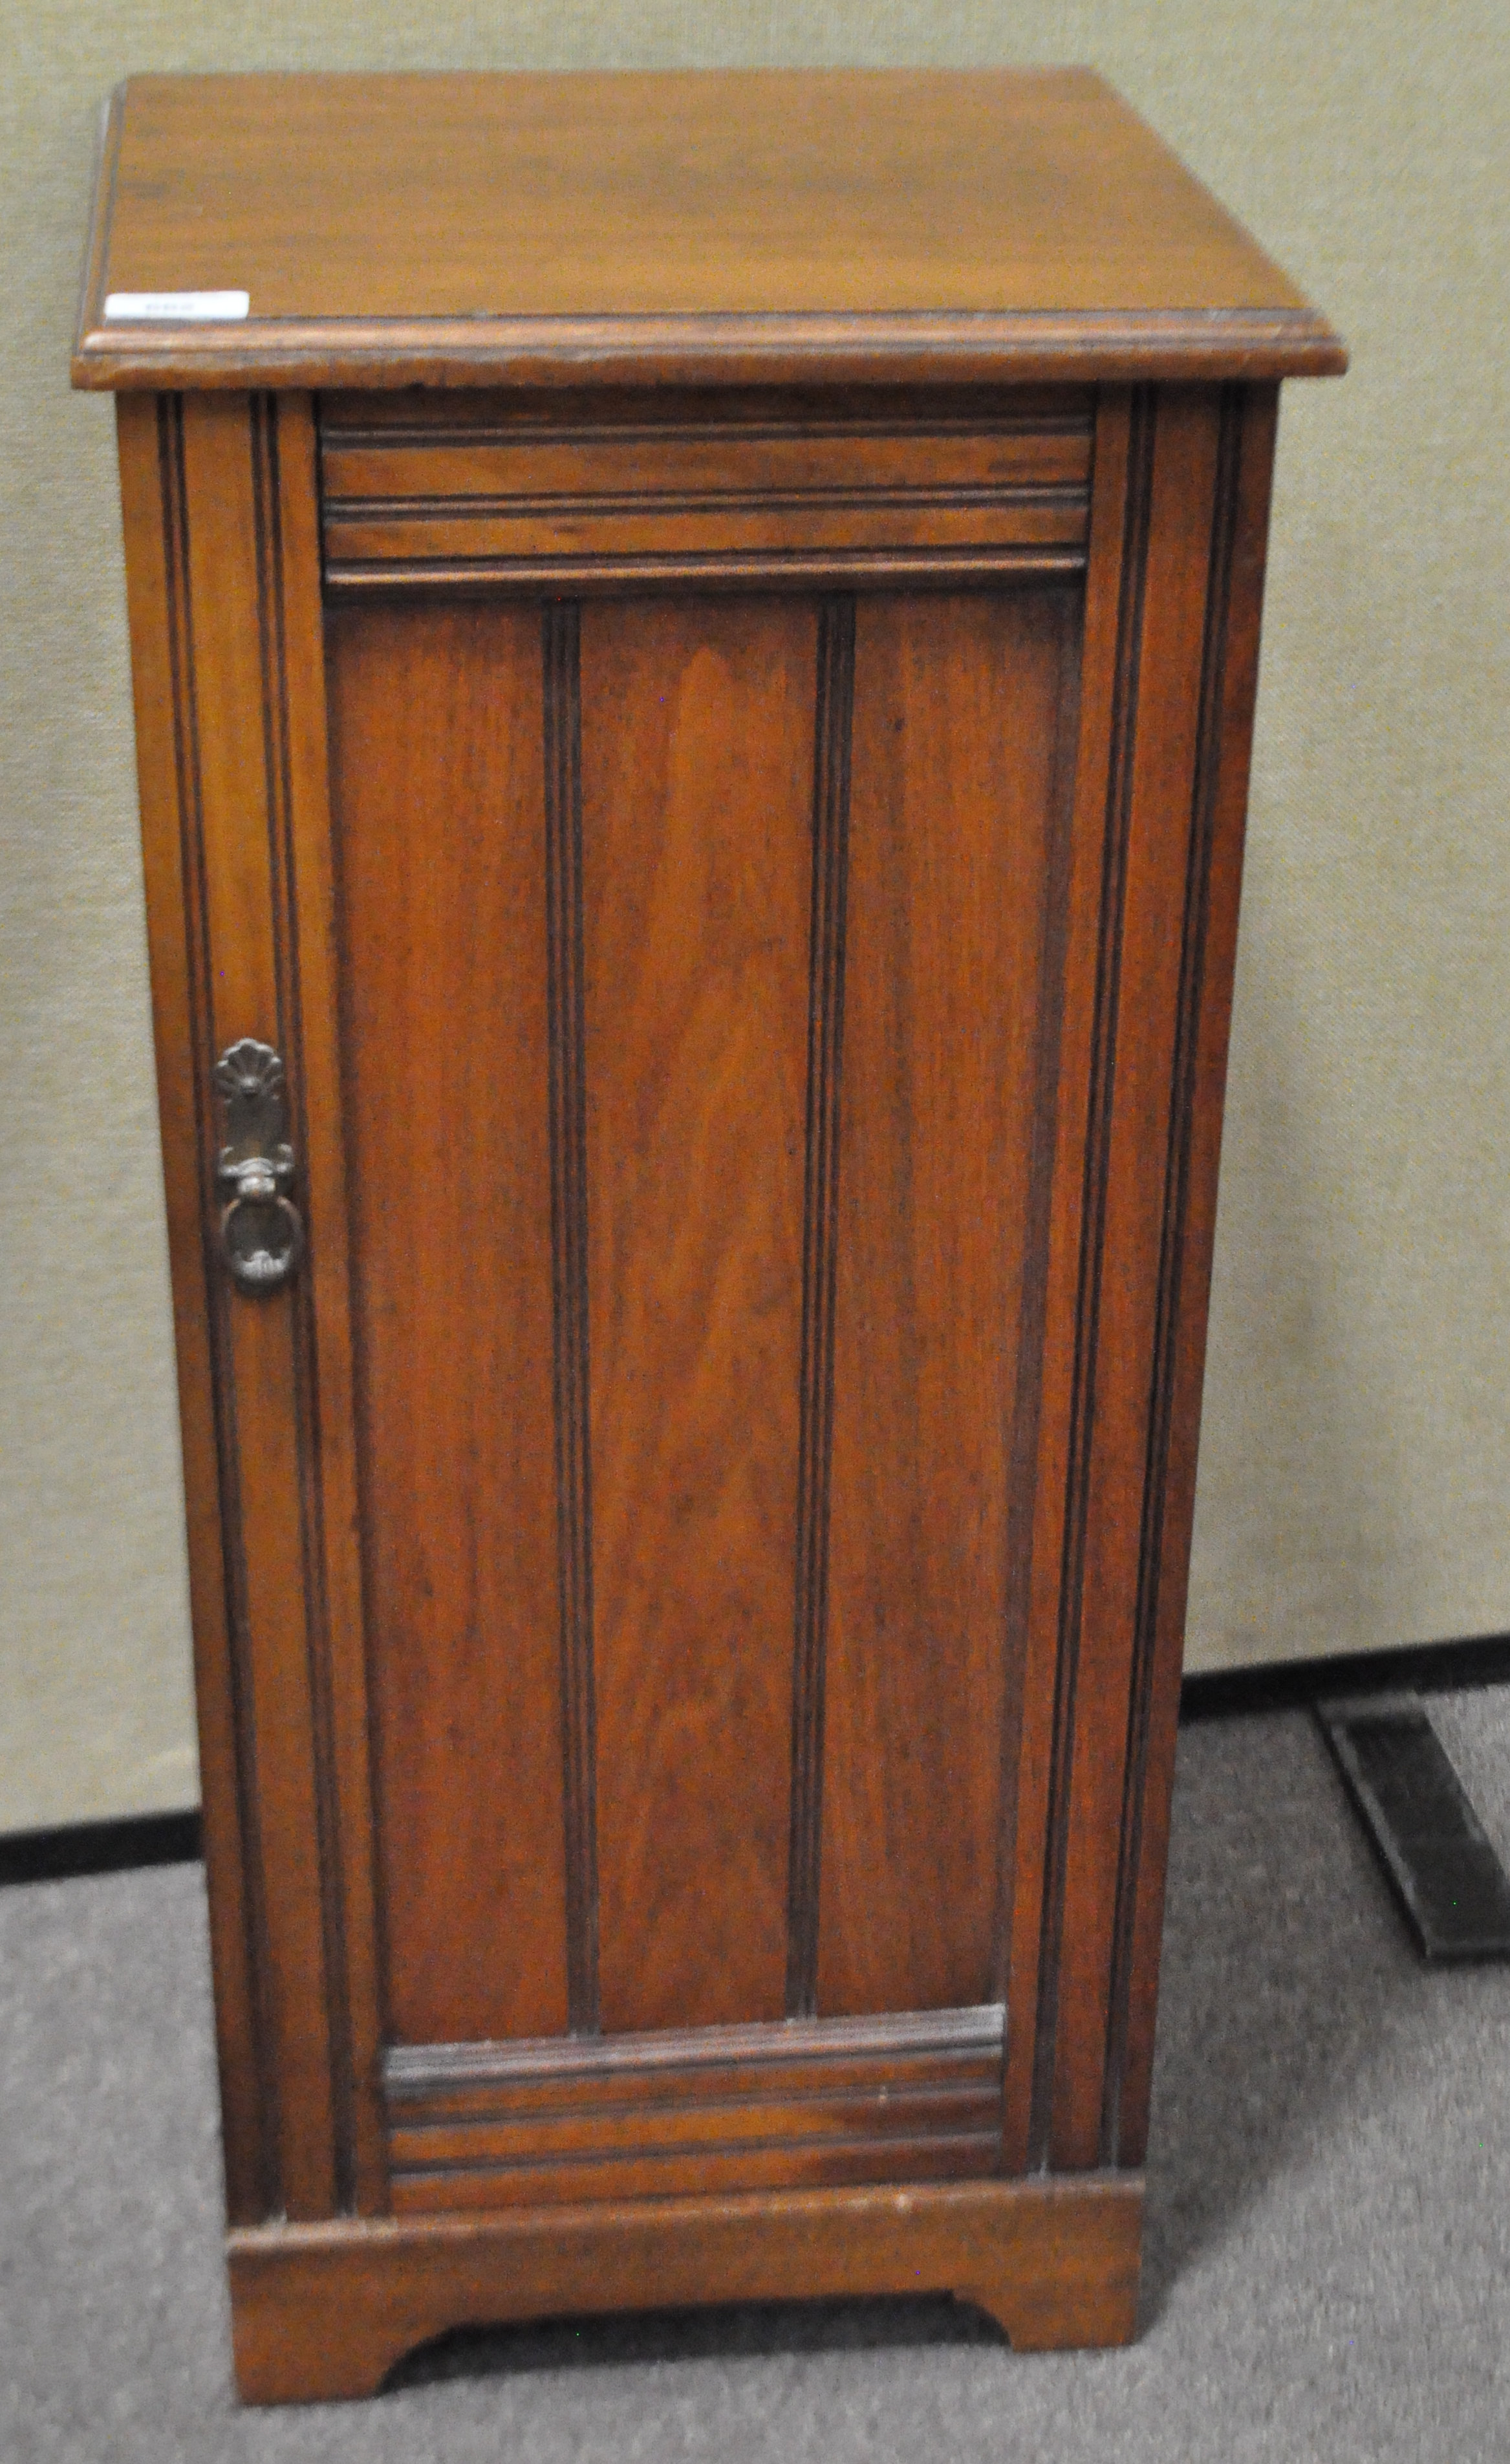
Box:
<box><xmin>325</xmin><ymin>569</ymin><xmax>1082</xmax><ymax>2058</ymax></box>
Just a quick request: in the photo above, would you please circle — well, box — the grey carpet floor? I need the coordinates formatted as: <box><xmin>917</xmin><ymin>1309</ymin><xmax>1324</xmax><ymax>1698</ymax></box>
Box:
<box><xmin>5</xmin><ymin>1697</ymin><xmax>1510</xmax><ymax>2463</ymax></box>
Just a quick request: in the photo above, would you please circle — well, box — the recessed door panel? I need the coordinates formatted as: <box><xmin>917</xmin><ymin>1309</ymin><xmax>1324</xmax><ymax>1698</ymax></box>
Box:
<box><xmin>581</xmin><ymin>599</ymin><xmax>817</xmax><ymax>2034</ymax></box>
<box><xmin>327</xmin><ymin>602</ymin><xmax>570</xmax><ymax>2047</ymax></box>
<box><xmin>325</xmin><ymin>580</ymin><xmax>1079</xmax><ymax>2060</ymax></box>
<box><xmin>818</xmin><ymin>586</ymin><xmax>1082</xmax><ymax>2017</ymax></box>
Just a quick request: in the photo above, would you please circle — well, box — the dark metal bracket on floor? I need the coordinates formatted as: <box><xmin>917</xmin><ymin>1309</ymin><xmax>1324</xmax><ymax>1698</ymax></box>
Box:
<box><xmin>1315</xmin><ymin>1693</ymin><xmax>1510</xmax><ymax>1961</ymax></box>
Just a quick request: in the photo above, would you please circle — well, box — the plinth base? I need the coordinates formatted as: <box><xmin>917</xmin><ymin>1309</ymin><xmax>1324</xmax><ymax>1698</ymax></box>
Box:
<box><xmin>228</xmin><ymin>2172</ymin><xmax>1143</xmax><ymax>2403</ymax></box>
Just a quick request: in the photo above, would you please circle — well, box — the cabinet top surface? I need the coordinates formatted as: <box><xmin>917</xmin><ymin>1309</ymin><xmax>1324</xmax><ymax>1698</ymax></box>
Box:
<box><xmin>74</xmin><ymin>70</ymin><xmax>1345</xmax><ymax>391</ymax></box>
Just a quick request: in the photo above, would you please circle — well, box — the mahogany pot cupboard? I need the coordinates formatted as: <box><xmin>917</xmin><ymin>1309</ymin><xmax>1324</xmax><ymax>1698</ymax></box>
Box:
<box><xmin>73</xmin><ymin>70</ymin><xmax>1344</xmax><ymax>2403</ymax></box>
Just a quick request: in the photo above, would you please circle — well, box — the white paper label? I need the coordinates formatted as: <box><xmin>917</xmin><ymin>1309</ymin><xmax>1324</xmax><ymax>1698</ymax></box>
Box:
<box><xmin>103</xmin><ymin>290</ymin><xmax>250</xmax><ymax>322</ymax></box>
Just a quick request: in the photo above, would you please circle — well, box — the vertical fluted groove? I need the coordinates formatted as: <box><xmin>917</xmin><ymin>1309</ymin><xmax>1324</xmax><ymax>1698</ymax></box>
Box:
<box><xmin>543</xmin><ymin>601</ymin><xmax>600</xmax><ymax>2035</ymax></box>
<box><xmin>786</xmin><ymin>597</ymin><xmax>857</xmax><ymax>2018</ymax></box>
<box><xmin>1028</xmin><ymin>388</ymin><xmax>1157</xmax><ymax>2169</ymax></box>
<box><xmin>160</xmin><ymin>395</ymin><xmax>283</xmax><ymax>2216</ymax></box>
<box><xmin>250</xmin><ymin>392</ymin><xmax>358</xmax><ymax>2208</ymax></box>
<box><xmin>1099</xmin><ymin>386</ymin><xmax>1245</xmax><ymax>2163</ymax></box>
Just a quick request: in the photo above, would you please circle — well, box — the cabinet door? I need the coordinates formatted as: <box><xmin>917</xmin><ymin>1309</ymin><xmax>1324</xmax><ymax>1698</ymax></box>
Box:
<box><xmin>119</xmin><ymin>380</ymin><xmax>1275</xmax><ymax>2222</ymax></box>
<box><xmin>323</xmin><ymin>576</ymin><xmax>1081</xmax><ymax>2214</ymax></box>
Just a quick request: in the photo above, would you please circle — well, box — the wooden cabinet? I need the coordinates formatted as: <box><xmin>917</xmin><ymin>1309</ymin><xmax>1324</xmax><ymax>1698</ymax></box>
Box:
<box><xmin>74</xmin><ymin>70</ymin><xmax>1343</xmax><ymax>2403</ymax></box>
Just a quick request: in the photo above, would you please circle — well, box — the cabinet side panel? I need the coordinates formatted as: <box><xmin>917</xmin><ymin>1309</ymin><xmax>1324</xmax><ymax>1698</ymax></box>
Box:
<box><xmin>1045</xmin><ymin>389</ymin><xmax>1224</xmax><ymax>2168</ymax></box>
<box><xmin>1111</xmin><ymin>386</ymin><xmax>1279</xmax><ymax>2165</ymax></box>
<box><xmin>327</xmin><ymin>603</ymin><xmax>570</xmax><ymax>2047</ymax></box>
<box><xmin>581</xmin><ymin>598</ymin><xmax>815</xmax><ymax>2034</ymax></box>
<box><xmin>817</xmin><ymin>588</ymin><xmax>1081</xmax><ymax>2018</ymax></box>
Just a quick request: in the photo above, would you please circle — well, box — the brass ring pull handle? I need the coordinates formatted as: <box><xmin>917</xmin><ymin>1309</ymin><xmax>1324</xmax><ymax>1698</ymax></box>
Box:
<box><xmin>213</xmin><ymin>1040</ymin><xmax>303</xmax><ymax>1296</ymax></box>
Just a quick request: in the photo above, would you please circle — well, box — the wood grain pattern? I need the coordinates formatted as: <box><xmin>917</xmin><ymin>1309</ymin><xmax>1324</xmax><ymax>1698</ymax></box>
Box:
<box><xmin>1044</xmin><ymin>391</ymin><xmax>1224</xmax><ymax>2170</ymax></box>
<box><xmin>384</xmin><ymin>2006</ymin><xmax>1002</xmax><ymax>2210</ymax></box>
<box><xmin>321</xmin><ymin>385</ymin><xmax>1094</xmax><ymax>438</ymax></box>
<box><xmin>1095</xmin><ymin>399</ymin><xmax>1251</xmax><ymax>2159</ymax></box>
<box><xmin>581</xmin><ymin>598</ymin><xmax>814</xmax><ymax>2034</ymax></box>
<box><xmin>116</xmin><ymin>392</ymin><xmax>269</xmax><ymax>2224</ymax></box>
<box><xmin>387</xmin><ymin>2124</ymin><xmax>998</xmax><ymax>2213</ymax></box>
<box><xmin>327</xmin><ymin>602</ymin><xmax>570</xmax><ymax>2050</ymax></box>
<box><xmin>179</xmin><ymin>391</ymin><xmax>338</xmax><ymax>2219</ymax></box>
<box><xmin>228</xmin><ymin>2174</ymin><xmax>1143</xmax><ymax>2400</ymax></box>
<box><xmin>96</xmin><ymin>63</ymin><xmax>1342</xmax><ymax>2384</ymax></box>
<box><xmin>1027</xmin><ymin>393</ymin><xmax>1156</xmax><ymax>2167</ymax></box>
<box><xmin>817</xmin><ymin>587</ymin><xmax>1082</xmax><ymax>2022</ymax></box>
<box><xmin>1108</xmin><ymin>386</ymin><xmax>1280</xmax><ymax>2167</ymax></box>
<box><xmin>116</xmin><ymin>391</ymin><xmax>354</xmax><ymax>2220</ymax></box>
<box><xmin>998</xmin><ymin>389</ymin><xmax>1145</xmax><ymax>2175</ymax></box>
<box><xmin>74</xmin><ymin>72</ymin><xmax>1345</xmax><ymax>389</ymax></box>
<box><xmin>250</xmin><ymin>393</ymin><xmax>387</xmax><ymax>2214</ymax></box>
<box><xmin>319</xmin><ymin>397</ymin><xmax>1092</xmax><ymax>585</ymax></box>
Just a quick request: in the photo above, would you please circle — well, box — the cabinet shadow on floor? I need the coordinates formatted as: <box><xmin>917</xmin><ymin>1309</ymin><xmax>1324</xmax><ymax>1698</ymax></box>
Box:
<box><xmin>388</xmin><ymin>2291</ymin><xmax>1002</xmax><ymax>2391</ymax></box>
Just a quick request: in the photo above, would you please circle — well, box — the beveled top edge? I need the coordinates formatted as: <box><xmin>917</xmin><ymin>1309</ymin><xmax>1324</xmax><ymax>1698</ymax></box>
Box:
<box><xmin>73</xmin><ymin>308</ymin><xmax>1348</xmax><ymax>393</ymax></box>
<box><xmin>73</xmin><ymin>73</ymin><xmax>1347</xmax><ymax>391</ymax></box>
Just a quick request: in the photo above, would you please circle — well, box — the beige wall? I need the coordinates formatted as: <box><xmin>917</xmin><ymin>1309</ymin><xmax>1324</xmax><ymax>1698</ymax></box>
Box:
<box><xmin>3</xmin><ymin>2</ymin><xmax>1506</xmax><ymax>1829</ymax></box>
